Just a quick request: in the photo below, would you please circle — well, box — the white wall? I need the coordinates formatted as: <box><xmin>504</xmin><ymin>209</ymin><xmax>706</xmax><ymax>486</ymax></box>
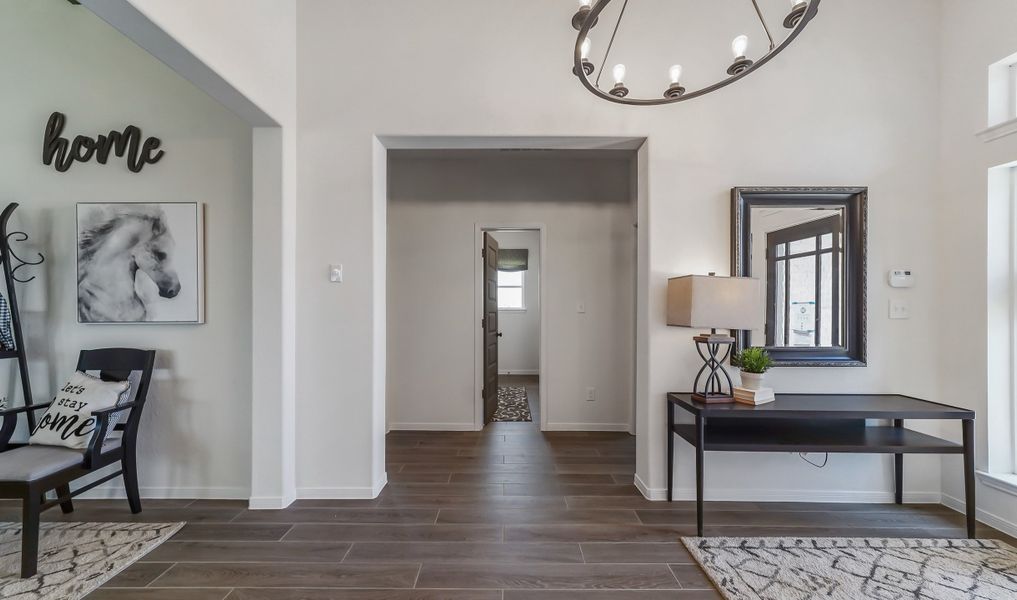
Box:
<box><xmin>491</xmin><ymin>230</ymin><xmax>540</xmax><ymax>375</ymax></box>
<box><xmin>937</xmin><ymin>0</ymin><xmax>1017</xmax><ymax>535</ymax></box>
<box><xmin>0</xmin><ymin>0</ymin><xmax>253</xmax><ymax>497</ymax></box>
<box><xmin>84</xmin><ymin>0</ymin><xmax>300</xmax><ymax>508</ymax></box>
<box><xmin>386</xmin><ymin>154</ymin><xmax>634</xmax><ymax>431</ymax></box>
<box><xmin>297</xmin><ymin>0</ymin><xmax>946</xmax><ymax>501</ymax></box>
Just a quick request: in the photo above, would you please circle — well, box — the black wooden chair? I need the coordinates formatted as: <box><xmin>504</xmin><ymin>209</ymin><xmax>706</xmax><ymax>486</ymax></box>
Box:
<box><xmin>0</xmin><ymin>348</ymin><xmax>156</xmax><ymax>577</ymax></box>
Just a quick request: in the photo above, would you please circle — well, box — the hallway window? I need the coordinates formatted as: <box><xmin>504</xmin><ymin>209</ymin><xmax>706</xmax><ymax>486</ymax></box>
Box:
<box><xmin>498</xmin><ymin>270</ymin><xmax>525</xmax><ymax>310</ymax></box>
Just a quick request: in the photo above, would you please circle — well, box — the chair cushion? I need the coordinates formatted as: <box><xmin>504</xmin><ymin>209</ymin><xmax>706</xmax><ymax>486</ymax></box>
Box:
<box><xmin>0</xmin><ymin>445</ymin><xmax>85</xmax><ymax>482</ymax></box>
<box><xmin>0</xmin><ymin>439</ymin><xmax>122</xmax><ymax>482</ymax></box>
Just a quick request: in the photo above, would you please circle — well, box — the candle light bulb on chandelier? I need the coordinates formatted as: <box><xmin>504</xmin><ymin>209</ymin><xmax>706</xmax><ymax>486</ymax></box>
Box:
<box><xmin>613</xmin><ymin>64</ymin><xmax>626</xmax><ymax>84</ymax></box>
<box><xmin>784</xmin><ymin>0</ymin><xmax>808</xmax><ymax>28</ymax></box>
<box><xmin>669</xmin><ymin>64</ymin><xmax>683</xmax><ymax>84</ymax></box>
<box><xmin>610</xmin><ymin>64</ymin><xmax>629</xmax><ymax>97</ymax></box>
<box><xmin>573</xmin><ymin>37</ymin><xmax>595</xmax><ymax>77</ymax></box>
<box><xmin>572</xmin><ymin>0</ymin><xmax>597</xmax><ymax>30</ymax></box>
<box><xmin>731</xmin><ymin>35</ymin><xmax>748</xmax><ymax>59</ymax></box>
<box><xmin>664</xmin><ymin>64</ymin><xmax>686</xmax><ymax>99</ymax></box>
<box><xmin>727</xmin><ymin>35</ymin><xmax>754</xmax><ymax>75</ymax></box>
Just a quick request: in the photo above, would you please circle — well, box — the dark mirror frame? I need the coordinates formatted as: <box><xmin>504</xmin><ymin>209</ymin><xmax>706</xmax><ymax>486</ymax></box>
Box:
<box><xmin>731</xmin><ymin>187</ymin><xmax>867</xmax><ymax>367</ymax></box>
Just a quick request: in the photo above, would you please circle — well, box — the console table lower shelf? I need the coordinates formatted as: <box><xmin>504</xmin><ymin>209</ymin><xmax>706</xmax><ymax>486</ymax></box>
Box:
<box><xmin>666</xmin><ymin>393</ymin><xmax>976</xmax><ymax>538</ymax></box>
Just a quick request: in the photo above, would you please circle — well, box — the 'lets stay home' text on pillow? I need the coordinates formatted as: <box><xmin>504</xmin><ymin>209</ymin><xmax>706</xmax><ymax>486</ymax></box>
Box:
<box><xmin>30</xmin><ymin>371</ymin><xmax>130</xmax><ymax>450</ymax></box>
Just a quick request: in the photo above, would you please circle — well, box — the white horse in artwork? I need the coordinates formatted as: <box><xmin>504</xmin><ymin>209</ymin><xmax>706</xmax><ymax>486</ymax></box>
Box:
<box><xmin>77</xmin><ymin>206</ymin><xmax>181</xmax><ymax>322</ymax></box>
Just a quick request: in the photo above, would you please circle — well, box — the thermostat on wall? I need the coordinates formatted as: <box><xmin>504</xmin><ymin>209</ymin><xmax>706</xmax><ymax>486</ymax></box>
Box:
<box><xmin>888</xmin><ymin>269</ymin><xmax>914</xmax><ymax>288</ymax></box>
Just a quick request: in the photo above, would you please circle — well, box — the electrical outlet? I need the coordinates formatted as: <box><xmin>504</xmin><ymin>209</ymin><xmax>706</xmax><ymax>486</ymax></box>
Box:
<box><xmin>586</xmin><ymin>387</ymin><xmax>596</xmax><ymax>402</ymax></box>
<box><xmin>329</xmin><ymin>264</ymin><xmax>343</xmax><ymax>283</ymax></box>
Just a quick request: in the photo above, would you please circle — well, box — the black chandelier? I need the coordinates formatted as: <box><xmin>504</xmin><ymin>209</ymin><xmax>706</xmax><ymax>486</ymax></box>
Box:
<box><xmin>571</xmin><ymin>0</ymin><xmax>821</xmax><ymax>106</ymax></box>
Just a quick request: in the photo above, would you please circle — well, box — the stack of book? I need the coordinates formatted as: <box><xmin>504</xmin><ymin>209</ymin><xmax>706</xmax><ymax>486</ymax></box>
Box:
<box><xmin>733</xmin><ymin>386</ymin><xmax>775</xmax><ymax>405</ymax></box>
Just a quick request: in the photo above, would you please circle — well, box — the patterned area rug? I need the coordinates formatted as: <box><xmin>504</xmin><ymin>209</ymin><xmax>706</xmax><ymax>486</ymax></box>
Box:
<box><xmin>683</xmin><ymin>537</ymin><xmax>1017</xmax><ymax>600</ymax></box>
<box><xmin>0</xmin><ymin>521</ymin><xmax>183</xmax><ymax>600</ymax></box>
<box><xmin>493</xmin><ymin>386</ymin><xmax>532</xmax><ymax>422</ymax></box>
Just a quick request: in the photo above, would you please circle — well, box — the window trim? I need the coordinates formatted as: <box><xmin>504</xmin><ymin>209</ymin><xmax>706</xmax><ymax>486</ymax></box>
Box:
<box><xmin>497</xmin><ymin>269</ymin><xmax>526</xmax><ymax>311</ymax></box>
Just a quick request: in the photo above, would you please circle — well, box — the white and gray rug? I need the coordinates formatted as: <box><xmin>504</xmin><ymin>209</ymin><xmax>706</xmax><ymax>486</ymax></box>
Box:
<box><xmin>683</xmin><ymin>537</ymin><xmax>1017</xmax><ymax>600</ymax></box>
<box><xmin>492</xmin><ymin>386</ymin><xmax>532</xmax><ymax>422</ymax></box>
<box><xmin>0</xmin><ymin>521</ymin><xmax>183</xmax><ymax>600</ymax></box>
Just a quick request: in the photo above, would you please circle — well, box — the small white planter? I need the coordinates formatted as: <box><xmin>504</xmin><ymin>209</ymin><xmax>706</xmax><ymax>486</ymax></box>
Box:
<box><xmin>740</xmin><ymin>371</ymin><xmax>767</xmax><ymax>391</ymax></box>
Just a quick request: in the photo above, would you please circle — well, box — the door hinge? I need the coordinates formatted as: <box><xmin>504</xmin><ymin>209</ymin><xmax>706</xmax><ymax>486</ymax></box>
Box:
<box><xmin>481</xmin><ymin>317</ymin><xmax>486</xmax><ymax>329</ymax></box>
<box><xmin>481</xmin><ymin>248</ymin><xmax>486</xmax><ymax>259</ymax></box>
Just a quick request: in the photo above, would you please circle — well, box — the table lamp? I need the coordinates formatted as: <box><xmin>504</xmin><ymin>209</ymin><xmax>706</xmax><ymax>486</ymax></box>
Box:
<box><xmin>667</xmin><ymin>273</ymin><xmax>763</xmax><ymax>403</ymax></box>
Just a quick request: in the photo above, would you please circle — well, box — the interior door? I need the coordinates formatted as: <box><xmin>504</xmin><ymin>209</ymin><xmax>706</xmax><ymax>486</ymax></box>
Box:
<box><xmin>483</xmin><ymin>232</ymin><xmax>500</xmax><ymax>424</ymax></box>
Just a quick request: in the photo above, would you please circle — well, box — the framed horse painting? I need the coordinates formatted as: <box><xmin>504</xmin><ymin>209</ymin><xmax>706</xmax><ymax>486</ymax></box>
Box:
<box><xmin>76</xmin><ymin>202</ymin><xmax>205</xmax><ymax>324</ymax></box>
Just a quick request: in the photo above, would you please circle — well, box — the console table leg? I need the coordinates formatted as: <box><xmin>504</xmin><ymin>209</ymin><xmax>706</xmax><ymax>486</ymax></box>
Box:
<box><xmin>667</xmin><ymin>402</ymin><xmax>674</xmax><ymax>503</ymax></box>
<box><xmin>894</xmin><ymin>419</ymin><xmax>903</xmax><ymax>505</ymax></box>
<box><xmin>695</xmin><ymin>414</ymin><xmax>704</xmax><ymax>537</ymax></box>
<box><xmin>962</xmin><ymin>418</ymin><xmax>976</xmax><ymax>539</ymax></box>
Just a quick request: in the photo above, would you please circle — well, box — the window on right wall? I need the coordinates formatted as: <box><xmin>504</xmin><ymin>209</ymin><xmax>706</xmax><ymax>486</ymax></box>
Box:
<box><xmin>987</xmin><ymin>161</ymin><xmax>1017</xmax><ymax>481</ymax></box>
<box><xmin>988</xmin><ymin>53</ymin><xmax>1017</xmax><ymax>127</ymax></box>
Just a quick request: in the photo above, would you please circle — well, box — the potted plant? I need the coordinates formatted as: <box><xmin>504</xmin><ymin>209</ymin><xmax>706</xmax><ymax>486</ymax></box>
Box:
<box><xmin>735</xmin><ymin>346</ymin><xmax>772</xmax><ymax>391</ymax></box>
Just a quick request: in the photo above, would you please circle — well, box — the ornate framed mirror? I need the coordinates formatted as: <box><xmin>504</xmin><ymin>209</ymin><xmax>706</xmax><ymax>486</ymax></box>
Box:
<box><xmin>731</xmin><ymin>187</ymin><xmax>867</xmax><ymax>367</ymax></box>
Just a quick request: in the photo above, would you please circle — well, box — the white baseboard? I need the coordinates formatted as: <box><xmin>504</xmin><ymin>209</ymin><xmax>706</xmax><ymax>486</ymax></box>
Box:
<box><xmin>942</xmin><ymin>491</ymin><xmax>1017</xmax><ymax>538</ymax></box>
<box><xmin>248</xmin><ymin>494</ymin><xmax>296</xmax><ymax>510</ymax></box>
<box><xmin>498</xmin><ymin>369</ymin><xmax>539</xmax><ymax>375</ymax></box>
<box><xmin>635</xmin><ymin>482</ymin><xmax>942</xmax><ymax>504</ymax></box>
<box><xmin>544</xmin><ymin>422</ymin><xmax>631</xmax><ymax>432</ymax></box>
<box><xmin>79</xmin><ymin>486</ymin><xmax>251</xmax><ymax>500</ymax></box>
<box><xmin>298</xmin><ymin>473</ymin><xmax>388</xmax><ymax>500</ymax></box>
<box><xmin>387</xmin><ymin>423</ymin><xmax>478</xmax><ymax>431</ymax></box>
<box><xmin>634</xmin><ymin>473</ymin><xmax>663</xmax><ymax>500</ymax></box>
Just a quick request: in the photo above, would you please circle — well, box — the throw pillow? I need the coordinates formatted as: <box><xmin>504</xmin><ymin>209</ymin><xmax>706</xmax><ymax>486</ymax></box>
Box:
<box><xmin>30</xmin><ymin>371</ymin><xmax>130</xmax><ymax>450</ymax></box>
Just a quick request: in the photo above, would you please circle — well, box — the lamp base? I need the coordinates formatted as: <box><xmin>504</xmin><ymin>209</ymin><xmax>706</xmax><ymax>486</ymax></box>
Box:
<box><xmin>690</xmin><ymin>333</ymin><xmax>735</xmax><ymax>403</ymax></box>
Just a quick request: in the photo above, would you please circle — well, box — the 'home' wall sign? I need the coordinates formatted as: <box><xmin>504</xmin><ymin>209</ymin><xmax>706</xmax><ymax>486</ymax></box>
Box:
<box><xmin>43</xmin><ymin>112</ymin><xmax>165</xmax><ymax>174</ymax></box>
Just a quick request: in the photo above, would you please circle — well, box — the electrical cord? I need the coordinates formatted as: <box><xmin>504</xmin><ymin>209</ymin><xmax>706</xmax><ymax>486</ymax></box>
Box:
<box><xmin>798</xmin><ymin>452</ymin><xmax>829</xmax><ymax>468</ymax></box>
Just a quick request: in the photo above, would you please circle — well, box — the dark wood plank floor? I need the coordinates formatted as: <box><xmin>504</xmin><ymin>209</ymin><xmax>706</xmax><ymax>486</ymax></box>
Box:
<box><xmin>14</xmin><ymin>375</ymin><xmax>1003</xmax><ymax>598</ymax></box>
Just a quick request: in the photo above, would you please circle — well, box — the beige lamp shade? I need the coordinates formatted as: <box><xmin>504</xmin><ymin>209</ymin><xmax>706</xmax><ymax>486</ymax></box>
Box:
<box><xmin>667</xmin><ymin>275</ymin><xmax>763</xmax><ymax>331</ymax></box>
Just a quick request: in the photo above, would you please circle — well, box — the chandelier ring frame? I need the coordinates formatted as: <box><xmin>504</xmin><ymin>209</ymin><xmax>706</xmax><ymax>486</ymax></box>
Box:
<box><xmin>573</xmin><ymin>0</ymin><xmax>821</xmax><ymax>106</ymax></box>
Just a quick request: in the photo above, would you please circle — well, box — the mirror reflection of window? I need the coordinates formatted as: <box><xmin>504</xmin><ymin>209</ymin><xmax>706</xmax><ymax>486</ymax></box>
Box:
<box><xmin>750</xmin><ymin>207</ymin><xmax>845</xmax><ymax>349</ymax></box>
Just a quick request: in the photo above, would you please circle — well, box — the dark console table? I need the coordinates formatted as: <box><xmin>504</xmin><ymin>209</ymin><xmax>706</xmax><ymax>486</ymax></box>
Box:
<box><xmin>666</xmin><ymin>393</ymin><xmax>976</xmax><ymax>538</ymax></box>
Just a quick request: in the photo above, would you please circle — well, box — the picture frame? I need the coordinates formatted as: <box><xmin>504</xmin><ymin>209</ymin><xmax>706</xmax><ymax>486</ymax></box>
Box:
<box><xmin>76</xmin><ymin>202</ymin><xmax>205</xmax><ymax>324</ymax></box>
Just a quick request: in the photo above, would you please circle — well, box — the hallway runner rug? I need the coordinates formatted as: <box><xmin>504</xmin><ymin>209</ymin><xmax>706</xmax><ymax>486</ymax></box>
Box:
<box><xmin>493</xmin><ymin>386</ymin><xmax>532</xmax><ymax>422</ymax></box>
<box><xmin>683</xmin><ymin>536</ymin><xmax>1017</xmax><ymax>600</ymax></box>
<box><xmin>0</xmin><ymin>521</ymin><xmax>184</xmax><ymax>600</ymax></box>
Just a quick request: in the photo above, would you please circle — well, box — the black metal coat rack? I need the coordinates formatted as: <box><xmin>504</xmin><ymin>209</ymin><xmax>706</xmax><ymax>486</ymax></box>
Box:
<box><xmin>0</xmin><ymin>203</ymin><xmax>44</xmax><ymax>430</ymax></box>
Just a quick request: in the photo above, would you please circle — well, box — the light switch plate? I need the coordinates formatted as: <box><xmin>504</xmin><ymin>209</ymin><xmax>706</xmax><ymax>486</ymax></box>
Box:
<box><xmin>889</xmin><ymin>298</ymin><xmax>910</xmax><ymax>319</ymax></box>
<box><xmin>577</xmin><ymin>303</ymin><xmax>586</xmax><ymax>314</ymax></box>
<box><xmin>329</xmin><ymin>264</ymin><xmax>343</xmax><ymax>283</ymax></box>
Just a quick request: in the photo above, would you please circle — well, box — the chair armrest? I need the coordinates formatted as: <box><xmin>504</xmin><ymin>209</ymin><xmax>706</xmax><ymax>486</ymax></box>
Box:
<box><xmin>84</xmin><ymin>402</ymin><xmax>137</xmax><ymax>468</ymax></box>
<box><xmin>0</xmin><ymin>401</ymin><xmax>53</xmax><ymax>416</ymax></box>
<box><xmin>0</xmin><ymin>402</ymin><xmax>52</xmax><ymax>451</ymax></box>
